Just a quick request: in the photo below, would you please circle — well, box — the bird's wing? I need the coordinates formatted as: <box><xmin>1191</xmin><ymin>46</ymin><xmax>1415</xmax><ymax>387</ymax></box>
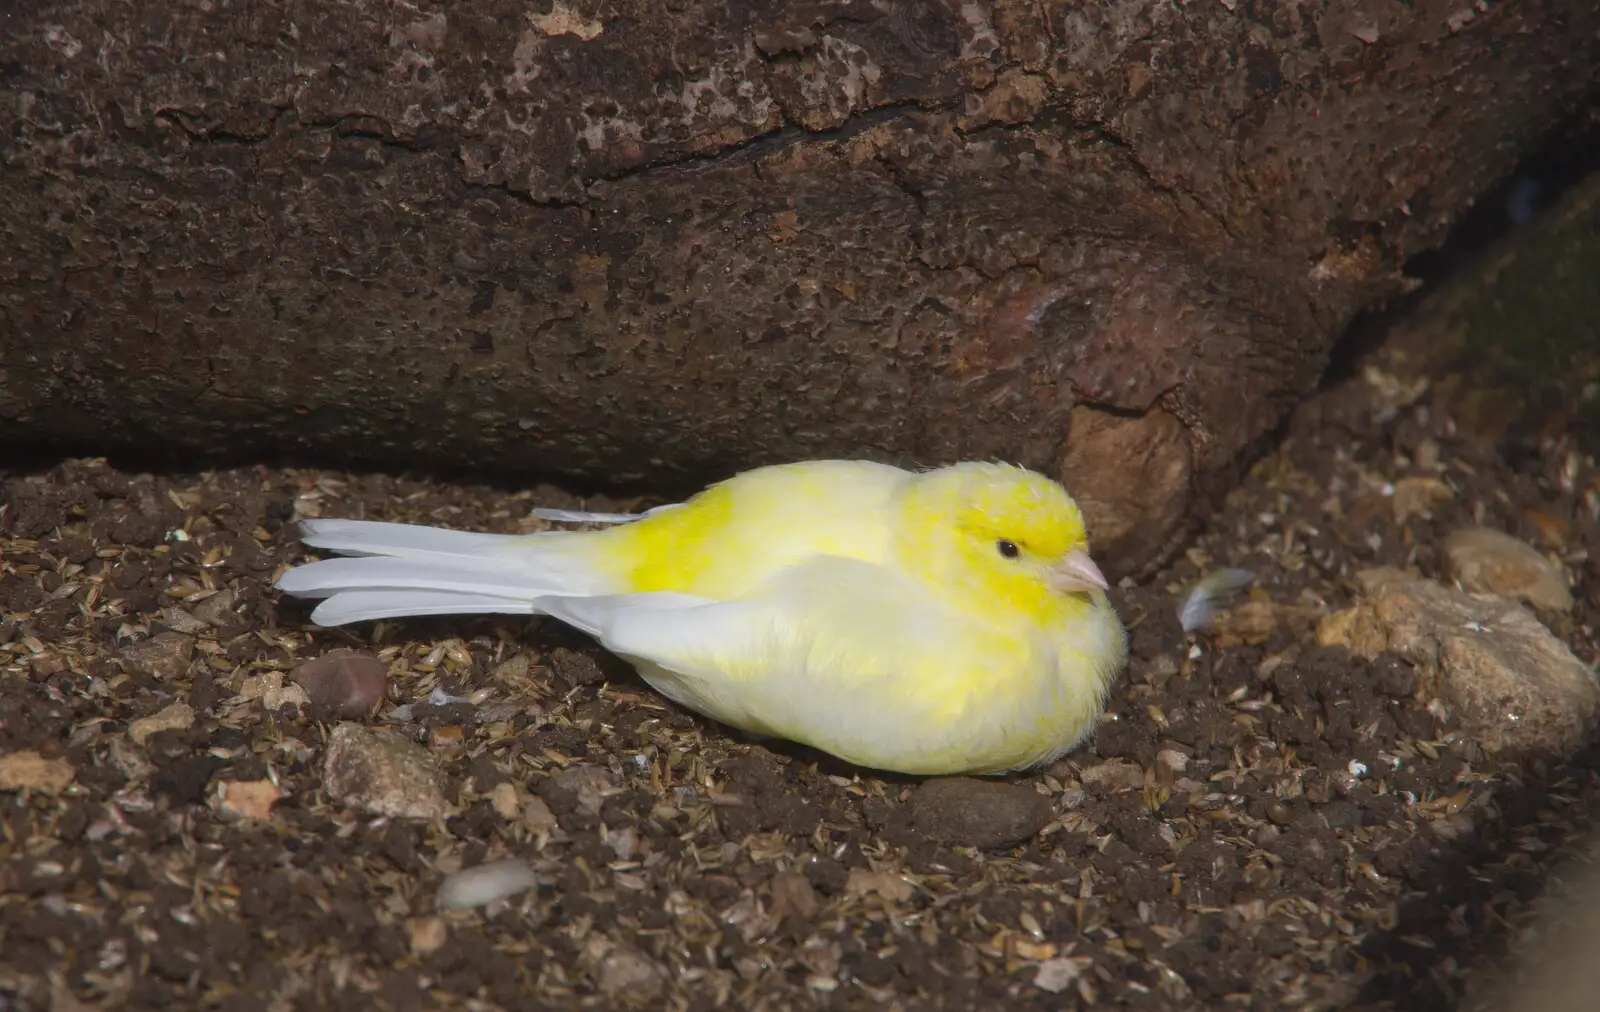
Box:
<box><xmin>532</xmin><ymin>557</ymin><xmax>1043</xmax><ymax>771</ymax></box>
<box><xmin>527</xmin><ymin>588</ymin><xmax>784</xmax><ymax>729</ymax></box>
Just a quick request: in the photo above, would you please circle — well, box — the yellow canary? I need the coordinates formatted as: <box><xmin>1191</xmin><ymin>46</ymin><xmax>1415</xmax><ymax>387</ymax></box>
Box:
<box><xmin>274</xmin><ymin>460</ymin><xmax>1126</xmax><ymax>775</ymax></box>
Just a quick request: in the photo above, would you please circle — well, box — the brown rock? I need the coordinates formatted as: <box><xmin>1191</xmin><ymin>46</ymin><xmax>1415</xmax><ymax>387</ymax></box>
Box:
<box><xmin>1208</xmin><ymin>596</ymin><xmax>1280</xmax><ymax>647</ymax></box>
<box><xmin>520</xmin><ymin>795</ymin><xmax>558</xmax><ymax>835</ymax></box>
<box><xmin>0</xmin><ymin>751</ymin><xmax>76</xmax><ymax>794</ymax></box>
<box><xmin>845</xmin><ymin>868</ymin><xmax>915</xmax><ymax>903</ymax></box>
<box><xmin>261</xmin><ymin>682</ymin><xmax>312</xmax><ymax>713</ymax></box>
<box><xmin>550</xmin><ymin>647</ymin><xmax>607</xmax><ymax>687</ymax></box>
<box><xmin>1034</xmin><ymin>956</ymin><xmax>1092</xmax><ymax>994</ymax></box>
<box><xmin>1058</xmin><ymin>405</ymin><xmax>1193</xmax><ymax>579</ymax></box>
<box><xmin>428</xmin><ymin>725</ymin><xmax>466</xmax><ymax>748</ymax></box>
<box><xmin>1524</xmin><ymin>508</ymin><xmax>1570</xmax><ymax>549</ymax></box>
<box><xmin>907</xmin><ymin>777</ymin><xmax>1054</xmax><ymax>849</ymax></box>
<box><xmin>1443</xmin><ymin>526</ymin><xmax>1573</xmax><ymax>613</ymax></box>
<box><xmin>408</xmin><ymin>917</ymin><xmax>448</xmax><ymax>957</ymax></box>
<box><xmin>1390</xmin><ymin>476</ymin><xmax>1454</xmax><ymax>523</ymax></box>
<box><xmin>1077</xmin><ymin>759</ymin><xmax>1148</xmax><ymax>792</ymax></box>
<box><xmin>127</xmin><ymin>701</ymin><xmax>195</xmax><ymax>746</ymax></box>
<box><xmin>769</xmin><ymin>870</ymin><xmax>818</xmax><ymax>922</ymax></box>
<box><xmin>108</xmin><ymin>738</ymin><xmax>151</xmax><ymax>783</ymax></box>
<box><xmin>157</xmin><ymin>608</ymin><xmax>211</xmax><ymax>635</ymax></box>
<box><xmin>238</xmin><ymin>671</ymin><xmax>283</xmax><ymax>700</ymax></box>
<box><xmin>541</xmin><ymin>765</ymin><xmax>618</xmax><ymax>816</ymax></box>
<box><xmin>1154</xmin><ymin>749</ymin><xmax>1189</xmax><ymax>789</ymax></box>
<box><xmin>593</xmin><ymin>944</ymin><xmax>666</xmax><ymax>1000</ymax></box>
<box><xmin>291</xmin><ymin>650</ymin><xmax>389</xmax><ymax>718</ymax></box>
<box><xmin>213</xmin><ymin>778</ymin><xmax>283</xmax><ymax>821</ymax></box>
<box><xmin>489</xmin><ymin>781</ymin><xmax>520</xmax><ymax>820</ymax></box>
<box><xmin>489</xmin><ymin>652</ymin><xmax>534</xmax><ymax>683</ymax></box>
<box><xmin>1317</xmin><ymin>571</ymin><xmax>1597</xmax><ymax>755</ymax></box>
<box><xmin>119</xmin><ymin>631</ymin><xmax>194</xmax><ymax>681</ymax></box>
<box><xmin>322</xmin><ymin>724</ymin><xmax>450</xmax><ymax>820</ymax></box>
<box><xmin>190</xmin><ymin>588</ymin><xmax>239</xmax><ymax>627</ymax></box>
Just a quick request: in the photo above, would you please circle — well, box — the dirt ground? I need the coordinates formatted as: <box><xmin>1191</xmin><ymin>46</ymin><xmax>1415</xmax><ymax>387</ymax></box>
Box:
<box><xmin>2</xmin><ymin>354</ymin><xmax>1597</xmax><ymax>1011</ymax></box>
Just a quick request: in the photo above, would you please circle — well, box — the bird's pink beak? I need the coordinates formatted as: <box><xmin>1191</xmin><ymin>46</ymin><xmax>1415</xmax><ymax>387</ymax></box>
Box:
<box><xmin>1051</xmin><ymin>548</ymin><xmax>1108</xmax><ymax>594</ymax></box>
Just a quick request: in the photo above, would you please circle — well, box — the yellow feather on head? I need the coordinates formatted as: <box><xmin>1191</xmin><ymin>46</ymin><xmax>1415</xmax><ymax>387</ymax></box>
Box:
<box><xmin>893</xmin><ymin>462</ymin><xmax>1094</xmax><ymax>629</ymax></box>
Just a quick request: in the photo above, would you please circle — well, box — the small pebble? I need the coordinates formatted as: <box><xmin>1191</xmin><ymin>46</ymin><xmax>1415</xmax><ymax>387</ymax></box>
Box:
<box><xmin>601</xmin><ymin>823</ymin><xmax>639</xmax><ymax>862</ymax></box>
<box><xmin>213</xmin><ymin>778</ymin><xmax>282</xmax><ymax>821</ymax></box>
<box><xmin>1390</xmin><ymin>476</ymin><xmax>1454</xmax><ymax>523</ymax></box>
<box><xmin>1154</xmin><ymin>749</ymin><xmax>1188</xmax><ymax>787</ymax></box>
<box><xmin>769</xmin><ymin>870</ymin><xmax>818</xmax><ymax>921</ymax></box>
<box><xmin>291</xmin><ymin>650</ymin><xmax>389</xmax><ymax>718</ymax></box>
<box><xmin>594</xmin><ymin>944</ymin><xmax>666</xmax><ymax>999</ymax></box>
<box><xmin>908</xmin><ymin>777</ymin><xmax>1054</xmax><ymax>848</ymax></box>
<box><xmin>158</xmin><ymin>608</ymin><xmax>211</xmax><ymax>635</ymax></box>
<box><xmin>429</xmin><ymin>725</ymin><xmax>466</xmax><ymax>747</ymax></box>
<box><xmin>490</xmin><ymin>781</ymin><xmax>520</xmax><ymax>819</ymax></box>
<box><xmin>846</xmin><ymin>867</ymin><xmax>914</xmax><ymax>902</ymax></box>
<box><xmin>1413</xmin><ymin>438</ymin><xmax>1440</xmax><ymax>471</ymax></box>
<box><xmin>521</xmin><ymin>795</ymin><xmax>558</xmax><ymax>834</ymax></box>
<box><xmin>323</xmin><ymin>724</ymin><xmax>450</xmax><ymax>820</ymax></box>
<box><xmin>0</xmin><ymin>751</ymin><xmax>77</xmax><ymax>794</ymax></box>
<box><xmin>1034</xmin><ymin>956</ymin><xmax>1090</xmax><ymax>993</ymax></box>
<box><xmin>409</xmin><ymin>917</ymin><xmax>448</xmax><ymax>956</ymax></box>
<box><xmin>1443</xmin><ymin>526</ymin><xmax>1573</xmax><ymax>612</ymax></box>
<box><xmin>542</xmin><ymin>765</ymin><xmax>617</xmax><ymax>816</ymax></box>
<box><xmin>191</xmin><ymin>588</ymin><xmax>239</xmax><ymax>627</ymax></box>
<box><xmin>1078</xmin><ymin>759</ymin><xmax>1146</xmax><ymax>792</ymax></box>
<box><xmin>119</xmin><ymin>631</ymin><xmax>195</xmax><ymax>680</ymax></box>
<box><xmin>436</xmin><ymin>858</ymin><xmax>540</xmax><ymax>910</ymax></box>
<box><xmin>261</xmin><ymin>683</ymin><xmax>312</xmax><ymax>712</ymax></box>
<box><xmin>128</xmin><ymin>701</ymin><xmax>195</xmax><ymax>746</ymax></box>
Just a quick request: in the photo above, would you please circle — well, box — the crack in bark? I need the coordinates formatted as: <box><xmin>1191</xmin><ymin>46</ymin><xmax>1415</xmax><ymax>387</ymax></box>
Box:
<box><xmin>152</xmin><ymin>95</ymin><xmax>957</xmax><ymax>210</ymax></box>
<box><xmin>1087</xmin><ymin>121</ymin><xmax>1239</xmax><ymax>246</ymax></box>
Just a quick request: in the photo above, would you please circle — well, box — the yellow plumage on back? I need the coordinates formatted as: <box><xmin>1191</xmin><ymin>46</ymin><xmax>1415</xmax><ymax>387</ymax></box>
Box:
<box><xmin>598</xmin><ymin>460</ymin><xmax>905</xmax><ymax>597</ymax></box>
<box><xmin>276</xmin><ymin>459</ymin><xmax>1127</xmax><ymax>775</ymax></box>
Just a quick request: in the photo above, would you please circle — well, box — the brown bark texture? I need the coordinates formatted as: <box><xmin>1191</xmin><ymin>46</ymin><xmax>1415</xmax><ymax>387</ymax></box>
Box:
<box><xmin>1</xmin><ymin>1</ymin><xmax>1596</xmax><ymax>575</ymax></box>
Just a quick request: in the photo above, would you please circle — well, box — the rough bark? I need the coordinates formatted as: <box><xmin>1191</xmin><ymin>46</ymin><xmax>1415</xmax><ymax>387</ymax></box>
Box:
<box><xmin>1</xmin><ymin>1</ymin><xmax>1596</xmax><ymax>575</ymax></box>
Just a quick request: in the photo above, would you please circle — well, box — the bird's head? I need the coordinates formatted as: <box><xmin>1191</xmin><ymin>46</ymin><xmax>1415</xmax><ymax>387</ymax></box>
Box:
<box><xmin>895</xmin><ymin>462</ymin><xmax>1108</xmax><ymax>625</ymax></box>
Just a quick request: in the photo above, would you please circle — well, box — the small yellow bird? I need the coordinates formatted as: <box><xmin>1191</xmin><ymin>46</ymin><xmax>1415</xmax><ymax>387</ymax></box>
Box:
<box><xmin>275</xmin><ymin>460</ymin><xmax>1126</xmax><ymax>775</ymax></box>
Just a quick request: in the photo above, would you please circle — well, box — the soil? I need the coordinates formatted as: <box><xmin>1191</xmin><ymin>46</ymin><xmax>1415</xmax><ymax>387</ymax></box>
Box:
<box><xmin>1</xmin><ymin>358</ymin><xmax>1597</xmax><ymax>1011</ymax></box>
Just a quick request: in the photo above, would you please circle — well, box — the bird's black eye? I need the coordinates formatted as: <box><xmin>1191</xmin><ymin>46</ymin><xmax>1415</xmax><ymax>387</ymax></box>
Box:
<box><xmin>996</xmin><ymin>539</ymin><xmax>1020</xmax><ymax>559</ymax></box>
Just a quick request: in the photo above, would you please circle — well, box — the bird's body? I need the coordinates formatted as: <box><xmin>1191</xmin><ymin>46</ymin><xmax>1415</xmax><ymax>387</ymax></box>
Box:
<box><xmin>275</xmin><ymin>460</ymin><xmax>1126</xmax><ymax>775</ymax></box>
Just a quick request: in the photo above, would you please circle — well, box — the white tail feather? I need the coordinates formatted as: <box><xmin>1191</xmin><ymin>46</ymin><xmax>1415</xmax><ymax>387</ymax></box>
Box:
<box><xmin>277</xmin><ymin>519</ymin><xmax>617</xmax><ymax>627</ymax></box>
<box><xmin>310</xmin><ymin>590</ymin><xmax>541</xmax><ymax>626</ymax></box>
<box><xmin>275</xmin><ymin>557</ymin><xmax>570</xmax><ymax>599</ymax></box>
<box><xmin>296</xmin><ymin>519</ymin><xmax>529</xmax><ymax>560</ymax></box>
